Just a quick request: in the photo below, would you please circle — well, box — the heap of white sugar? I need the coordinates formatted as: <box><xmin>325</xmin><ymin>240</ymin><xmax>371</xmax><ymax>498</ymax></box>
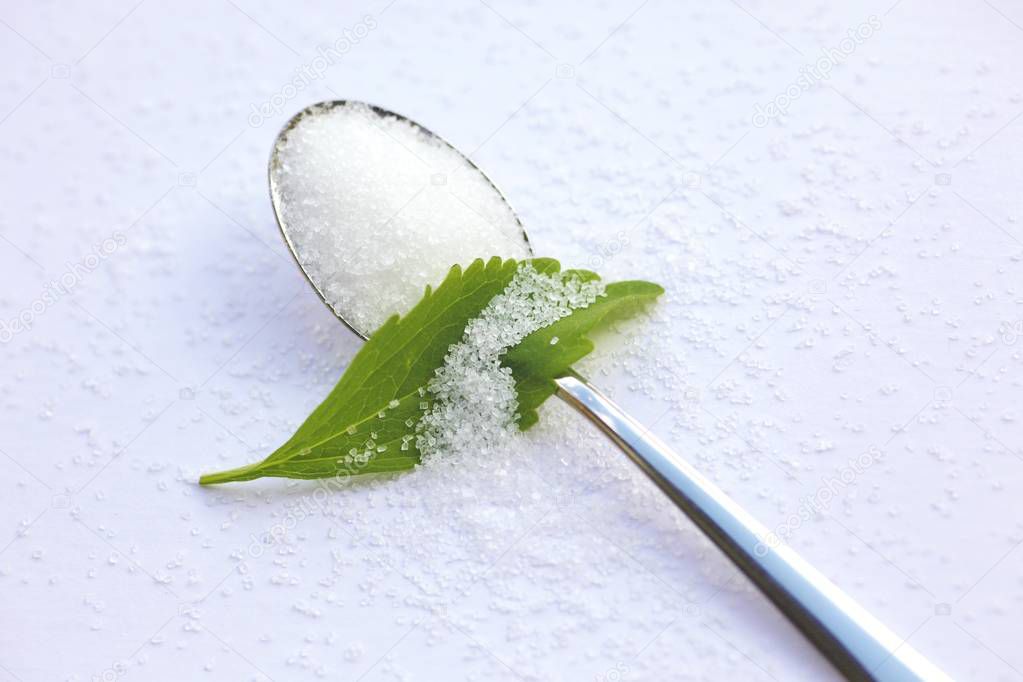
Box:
<box><xmin>270</xmin><ymin>102</ymin><xmax>531</xmax><ymax>334</ymax></box>
<box><xmin>416</xmin><ymin>263</ymin><xmax>605</xmax><ymax>461</ymax></box>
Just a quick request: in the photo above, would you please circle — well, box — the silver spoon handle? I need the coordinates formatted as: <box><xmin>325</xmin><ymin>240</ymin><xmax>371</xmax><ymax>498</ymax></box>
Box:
<box><xmin>554</xmin><ymin>375</ymin><xmax>950</xmax><ymax>682</ymax></box>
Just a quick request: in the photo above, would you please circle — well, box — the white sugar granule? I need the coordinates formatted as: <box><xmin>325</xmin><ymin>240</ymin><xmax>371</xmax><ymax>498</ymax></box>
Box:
<box><xmin>270</xmin><ymin>102</ymin><xmax>531</xmax><ymax>334</ymax></box>
<box><xmin>416</xmin><ymin>263</ymin><xmax>605</xmax><ymax>462</ymax></box>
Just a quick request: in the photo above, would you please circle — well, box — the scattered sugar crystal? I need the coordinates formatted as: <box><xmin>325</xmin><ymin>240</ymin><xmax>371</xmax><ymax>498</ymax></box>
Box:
<box><xmin>270</xmin><ymin>101</ymin><xmax>532</xmax><ymax>334</ymax></box>
<box><xmin>416</xmin><ymin>263</ymin><xmax>605</xmax><ymax>462</ymax></box>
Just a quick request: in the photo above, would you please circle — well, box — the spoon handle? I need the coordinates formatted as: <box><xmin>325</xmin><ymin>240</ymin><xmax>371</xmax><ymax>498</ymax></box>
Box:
<box><xmin>554</xmin><ymin>375</ymin><xmax>949</xmax><ymax>682</ymax></box>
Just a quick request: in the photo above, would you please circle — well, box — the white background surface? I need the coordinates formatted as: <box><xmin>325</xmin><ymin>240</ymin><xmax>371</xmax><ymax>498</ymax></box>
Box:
<box><xmin>2</xmin><ymin>1</ymin><xmax>1022</xmax><ymax>680</ymax></box>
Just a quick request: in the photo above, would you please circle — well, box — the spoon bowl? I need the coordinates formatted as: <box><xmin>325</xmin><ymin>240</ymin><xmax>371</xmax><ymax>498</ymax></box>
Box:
<box><xmin>268</xmin><ymin>99</ymin><xmax>533</xmax><ymax>340</ymax></box>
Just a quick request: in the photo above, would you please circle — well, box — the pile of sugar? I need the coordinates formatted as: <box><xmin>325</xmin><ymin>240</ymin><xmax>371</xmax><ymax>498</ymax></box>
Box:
<box><xmin>270</xmin><ymin>102</ymin><xmax>531</xmax><ymax>334</ymax></box>
<box><xmin>416</xmin><ymin>263</ymin><xmax>605</xmax><ymax>461</ymax></box>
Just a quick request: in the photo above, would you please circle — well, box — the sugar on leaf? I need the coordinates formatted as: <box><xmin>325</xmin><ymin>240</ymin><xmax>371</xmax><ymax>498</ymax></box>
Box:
<box><xmin>200</xmin><ymin>257</ymin><xmax>662</xmax><ymax>485</ymax></box>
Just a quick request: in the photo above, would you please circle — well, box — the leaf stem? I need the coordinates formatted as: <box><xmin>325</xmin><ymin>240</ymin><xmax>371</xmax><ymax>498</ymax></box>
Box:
<box><xmin>199</xmin><ymin>462</ymin><xmax>263</xmax><ymax>485</ymax></box>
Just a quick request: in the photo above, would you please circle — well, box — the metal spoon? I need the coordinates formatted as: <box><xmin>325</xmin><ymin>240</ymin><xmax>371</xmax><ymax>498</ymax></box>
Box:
<box><xmin>269</xmin><ymin>100</ymin><xmax>949</xmax><ymax>682</ymax></box>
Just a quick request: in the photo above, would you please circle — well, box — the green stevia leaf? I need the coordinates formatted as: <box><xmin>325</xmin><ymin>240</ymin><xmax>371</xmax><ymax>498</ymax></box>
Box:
<box><xmin>504</xmin><ymin>279</ymin><xmax>664</xmax><ymax>430</ymax></box>
<box><xmin>200</xmin><ymin>257</ymin><xmax>661</xmax><ymax>485</ymax></box>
